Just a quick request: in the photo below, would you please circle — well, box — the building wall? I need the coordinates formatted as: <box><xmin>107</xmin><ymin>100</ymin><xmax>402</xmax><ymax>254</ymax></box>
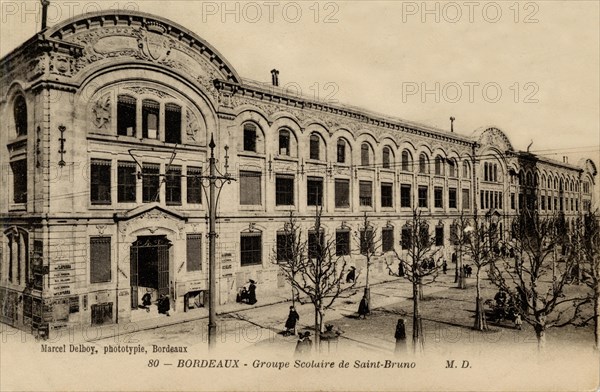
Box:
<box><xmin>0</xmin><ymin>10</ymin><xmax>596</xmax><ymax>336</ymax></box>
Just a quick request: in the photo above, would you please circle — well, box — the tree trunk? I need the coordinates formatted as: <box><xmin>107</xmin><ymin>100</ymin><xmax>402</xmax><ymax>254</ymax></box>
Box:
<box><xmin>595</xmin><ymin>289</ymin><xmax>600</xmax><ymax>351</ymax></box>
<box><xmin>412</xmin><ymin>279</ymin><xmax>424</xmax><ymax>353</ymax></box>
<box><xmin>457</xmin><ymin>251</ymin><xmax>466</xmax><ymax>289</ymax></box>
<box><xmin>314</xmin><ymin>304</ymin><xmax>321</xmax><ymax>349</ymax></box>
<box><xmin>535</xmin><ymin>325</ymin><xmax>546</xmax><ymax>351</ymax></box>
<box><xmin>473</xmin><ymin>267</ymin><xmax>488</xmax><ymax>331</ymax></box>
<box><xmin>418</xmin><ymin>282</ymin><xmax>424</xmax><ymax>301</ymax></box>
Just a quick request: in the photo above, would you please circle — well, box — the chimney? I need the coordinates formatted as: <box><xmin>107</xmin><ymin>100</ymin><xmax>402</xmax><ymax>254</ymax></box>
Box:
<box><xmin>563</xmin><ymin>156</ymin><xmax>568</xmax><ymax>163</ymax></box>
<box><xmin>41</xmin><ymin>0</ymin><xmax>50</xmax><ymax>30</ymax></box>
<box><xmin>449</xmin><ymin>116</ymin><xmax>455</xmax><ymax>132</ymax></box>
<box><xmin>270</xmin><ymin>69</ymin><xmax>279</xmax><ymax>87</ymax></box>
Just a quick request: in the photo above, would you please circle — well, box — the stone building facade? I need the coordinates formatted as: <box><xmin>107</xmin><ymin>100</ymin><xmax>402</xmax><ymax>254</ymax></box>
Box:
<box><xmin>1</xmin><ymin>10</ymin><xmax>596</xmax><ymax>337</ymax></box>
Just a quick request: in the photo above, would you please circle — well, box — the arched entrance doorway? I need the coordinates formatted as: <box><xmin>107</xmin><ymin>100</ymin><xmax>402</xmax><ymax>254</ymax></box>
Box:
<box><xmin>130</xmin><ymin>235</ymin><xmax>171</xmax><ymax>309</ymax></box>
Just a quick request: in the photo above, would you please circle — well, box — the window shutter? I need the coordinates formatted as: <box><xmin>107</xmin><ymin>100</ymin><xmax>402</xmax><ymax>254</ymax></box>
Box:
<box><xmin>186</xmin><ymin>234</ymin><xmax>202</xmax><ymax>271</ymax></box>
<box><xmin>90</xmin><ymin>237</ymin><xmax>111</xmax><ymax>283</ymax></box>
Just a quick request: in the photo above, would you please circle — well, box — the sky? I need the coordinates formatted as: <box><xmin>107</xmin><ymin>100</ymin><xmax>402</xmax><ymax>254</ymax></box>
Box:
<box><xmin>1</xmin><ymin>0</ymin><xmax>599</xmax><ymax>167</ymax></box>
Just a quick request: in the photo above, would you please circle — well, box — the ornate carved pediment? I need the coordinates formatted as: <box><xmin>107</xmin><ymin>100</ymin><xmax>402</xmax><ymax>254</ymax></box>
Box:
<box><xmin>477</xmin><ymin>127</ymin><xmax>513</xmax><ymax>152</ymax></box>
<box><xmin>46</xmin><ymin>12</ymin><xmax>240</xmax><ymax>98</ymax></box>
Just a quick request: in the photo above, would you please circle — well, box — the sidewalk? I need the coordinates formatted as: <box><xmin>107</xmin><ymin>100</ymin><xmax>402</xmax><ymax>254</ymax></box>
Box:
<box><xmin>31</xmin><ymin>273</ymin><xmax>407</xmax><ymax>345</ymax></box>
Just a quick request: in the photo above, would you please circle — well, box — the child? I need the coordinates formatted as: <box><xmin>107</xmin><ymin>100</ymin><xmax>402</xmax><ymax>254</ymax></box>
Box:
<box><xmin>514</xmin><ymin>313</ymin><xmax>522</xmax><ymax>330</ymax></box>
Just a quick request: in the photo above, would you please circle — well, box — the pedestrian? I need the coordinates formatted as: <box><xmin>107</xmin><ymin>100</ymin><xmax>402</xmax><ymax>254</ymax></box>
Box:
<box><xmin>157</xmin><ymin>294</ymin><xmax>170</xmax><ymax>316</ymax></box>
<box><xmin>285</xmin><ymin>306</ymin><xmax>300</xmax><ymax>336</ymax></box>
<box><xmin>295</xmin><ymin>331</ymin><xmax>312</xmax><ymax>356</ymax></box>
<box><xmin>514</xmin><ymin>313</ymin><xmax>522</xmax><ymax>330</ymax></box>
<box><xmin>247</xmin><ymin>280</ymin><xmax>257</xmax><ymax>305</ymax></box>
<box><xmin>466</xmin><ymin>265</ymin><xmax>472</xmax><ymax>278</ymax></box>
<box><xmin>358</xmin><ymin>296</ymin><xmax>369</xmax><ymax>319</ymax></box>
<box><xmin>394</xmin><ymin>318</ymin><xmax>407</xmax><ymax>355</ymax></box>
<box><xmin>398</xmin><ymin>262</ymin><xmax>405</xmax><ymax>277</ymax></box>
<box><xmin>451</xmin><ymin>252</ymin><xmax>457</xmax><ymax>264</ymax></box>
<box><xmin>141</xmin><ymin>291</ymin><xmax>152</xmax><ymax>312</ymax></box>
<box><xmin>346</xmin><ymin>266</ymin><xmax>356</xmax><ymax>283</ymax></box>
<box><xmin>442</xmin><ymin>259</ymin><xmax>447</xmax><ymax>274</ymax></box>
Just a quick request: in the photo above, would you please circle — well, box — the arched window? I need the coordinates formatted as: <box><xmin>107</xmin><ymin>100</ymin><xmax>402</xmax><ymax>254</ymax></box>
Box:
<box><xmin>382</xmin><ymin>147</ymin><xmax>391</xmax><ymax>169</ymax></box>
<box><xmin>419</xmin><ymin>153</ymin><xmax>429</xmax><ymax>174</ymax></box>
<box><xmin>401</xmin><ymin>150</ymin><xmax>412</xmax><ymax>172</ymax></box>
<box><xmin>117</xmin><ymin>95</ymin><xmax>137</xmax><ymax>136</ymax></box>
<box><xmin>142</xmin><ymin>99</ymin><xmax>160</xmax><ymax>139</ymax></box>
<box><xmin>165</xmin><ymin>103</ymin><xmax>182</xmax><ymax>144</ymax></box>
<box><xmin>448</xmin><ymin>159</ymin><xmax>456</xmax><ymax>178</ymax></box>
<box><xmin>434</xmin><ymin>156</ymin><xmax>444</xmax><ymax>175</ymax></box>
<box><xmin>463</xmin><ymin>160</ymin><xmax>471</xmax><ymax>178</ymax></box>
<box><xmin>243</xmin><ymin>123</ymin><xmax>258</xmax><ymax>152</ymax></box>
<box><xmin>279</xmin><ymin>129</ymin><xmax>290</xmax><ymax>156</ymax></box>
<box><xmin>13</xmin><ymin>95</ymin><xmax>27</xmax><ymax>137</ymax></box>
<box><xmin>548</xmin><ymin>176</ymin><xmax>552</xmax><ymax>189</ymax></box>
<box><xmin>309</xmin><ymin>134</ymin><xmax>320</xmax><ymax>160</ymax></box>
<box><xmin>554</xmin><ymin>178</ymin><xmax>558</xmax><ymax>190</ymax></box>
<box><xmin>361</xmin><ymin>143</ymin><xmax>370</xmax><ymax>166</ymax></box>
<box><xmin>337</xmin><ymin>139</ymin><xmax>346</xmax><ymax>163</ymax></box>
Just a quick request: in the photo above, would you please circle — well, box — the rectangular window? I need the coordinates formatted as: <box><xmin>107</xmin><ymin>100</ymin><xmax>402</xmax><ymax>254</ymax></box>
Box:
<box><xmin>382</xmin><ymin>227</ymin><xmax>394</xmax><ymax>253</ymax></box>
<box><xmin>186</xmin><ymin>234</ymin><xmax>202</xmax><ymax>272</ymax></box>
<box><xmin>307</xmin><ymin>177</ymin><xmax>323</xmax><ymax>206</ymax></box>
<box><xmin>309</xmin><ymin>137</ymin><xmax>320</xmax><ymax>160</ymax></box>
<box><xmin>142</xmin><ymin>100</ymin><xmax>159</xmax><ymax>139</ymax></box>
<box><xmin>90</xmin><ymin>159</ymin><xmax>111</xmax><ymax>205</ymax></box>
<box><xmin>335</xmin><ymin>179</ymin><xmax>350</xmax><ymax>208</ymax></box>
<box><xmin>279</xmin><ymin>132</ymin><xmax>290</xmax><ymax>155</ymax></box>
<box><xmin>449</xmin><ymin>188</ymin><xmax>457</xmax><ymax>209</ymax></box>
<box><xmin>400</xmin><ymin>184</ymin><xmax>411</xmax><ymax>208</ymax></box>
<box><xmin>117</xmin><ymin>161</ymin><xmax>136</xmax><ymax>203</ymax></box>
<box><xmin>240</xmin><ymin>233</ymin><xmax>262</xmax><ymax>266</ymax></box>
<box><xmin>499</xmin><ymin>191</ymin><xmax>503</xmax><ymax>210</ymax></box>
<box><xmin>401</xmin><ymin>227</ymin><xmax>412</xmax><ymax>250</ymax></box>
<box><xmin>360</xmin><ymin>229</ymin><xmax>375</xmax><ymax>255</ymax></box>
<box><xmin>11</xmin><ymin>159</ymin><xmax>28</xmax><ymax>204</ymax></box>
<box><xmin>239</xmin><ymin>171</ymin><xmax>261</xmax><ymax>205</ymax></box>
<box><xmin>90</xmin><ymin>237</ymin><xmax>111</xmax><ymax>283</ymax></box>
<box><xmin>165</xmin><ymin>104</ymin><xmax>181</xmax><ymax>144</ymax></box>
<box><xmin>511</xmin><ymin>193</ymin><xmax>515</xmax><ymax>210</ymax></box>
<box><xmin>244</xmin><ymin>127</ymin><xmax>257</xmax><ymax>152</ymax></box>
<box><xmin>418</xmin><ymin>186</ymin><xmax>428</xmax><ymax>208</ymax></box>
<box><xmin>337</xmin><ymin>142</ymin><xmax>346</xmax><ymax>163</ymax></box>
<box><xmin>187</xmin><ymin>166</ymin><xmax>203</xmax><ymax>204</ymax></box>
<box><xmin>435</xmin><ymin>226</ymin><xmax>444</xmax><ymax>247</ymax></box>
<box><xmin>166</xmin><ymin>166</ymin><xmax>182</xmax><ymax>205</ymax></box>
<box><xmin>359</xmin><ymin>181</ymin><xmax>372</xmax><ymax>206</ymax></box>
<box><xmin>142</xmin><ymin>163</ymin><xmax>160</xmax><ymax>203</ymax></box>
<box><xmin>381</xmin><ymin>183</ymin><xmax>393</xmax><ymax>208</ymax></box>
<box><xmin>275</xmin><ymin>175</ymin><xmax>294</xmax><ymax>206</ymax></box>
<box><xmin>547</xmin><ymin>195</ymin><xmax>552</xmax><ymax>211</ymax></box>
<box><xmin>462</xmin><ymin>189</ymin><xmax>470</xmax><ymax>210</ymax></box>
<box><xmin>335</xmin><ymin>231</ymin><xmax>350</xmax><ymax>256</ymax></box>
<box><xmin>276</xmin><ymin>233</ymin><xmax>294</xmax><ymax>262</ymax></box>
<box><xmin>308</xmin><ymin>231</ymin><xmax>324</xmax><ymax>259</ymax></box>
<box><xmin>434</xmin><ymin>187</ymin><xmax>443</xmax><ymax>208</ymax></box>
<box><xmin>541</xmin><ymin>195</ymin><xmax>545</xmax><ymax>210</ymax></box>
<box><xmin>117</xmin><ymin>95</ymin><xmax>136</xmax><ymax>136</ymax></box>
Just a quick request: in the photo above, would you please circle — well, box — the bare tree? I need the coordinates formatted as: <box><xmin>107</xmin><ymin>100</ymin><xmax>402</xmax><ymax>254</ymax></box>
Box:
<box><xmin>451</xmin><ymin>213</ymin><xmax>469</xmax><ymax>289</ymax></box>
<box><xmin>275</xmin><ymin>208</ymin><xmax>357</xmax><ymax>348</ymax></box>
<box><xmin>352</xmin><ymin>213</ymin><xmax>382</xmax><ymax>306</ymax></box>
<box><xmin>387</xmin><ymin>209</ymin><xmax>441</xmax><ymax>352</ymax></box>
<box><xmin>488</xmin><ymin>209</ymin><xmax>589</xmax><ymax>350</ymax></box>
<box><xmin>272</xmin><ymin>211</ymin><xmax>306</xmax><ymax>307</ymax></box>
<box><xmin>573</xmin><ymin>211</ymin><xmax>600</xmax><ymax>349</ymax></box>
<box><xmin>461</xmin><ymin>210</ymin><xmax>500</xmax><ymax>331</ymax></box>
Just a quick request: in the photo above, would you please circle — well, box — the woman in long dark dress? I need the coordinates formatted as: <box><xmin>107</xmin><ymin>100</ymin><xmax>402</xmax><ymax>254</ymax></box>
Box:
<box><xmin>285</xmin><ymin>306</ymin><xmax>300</xmax><ymax>335</ymax></box>
<box><xmin>247</xmin><ymin>280</ymin><xmax>257</xmax><ymax>305</ymax></box>
<box><xmin>358</xmin><ymin>296</ymin><xmax>369</xmax><ymax>319</ymax></box>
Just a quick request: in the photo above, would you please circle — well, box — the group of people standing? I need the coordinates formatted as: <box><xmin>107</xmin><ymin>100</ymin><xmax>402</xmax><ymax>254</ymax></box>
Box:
<box><xmin>236</xmin><ymin>280</ymin><xmax>257</xmax><ymax>305</ymax></box>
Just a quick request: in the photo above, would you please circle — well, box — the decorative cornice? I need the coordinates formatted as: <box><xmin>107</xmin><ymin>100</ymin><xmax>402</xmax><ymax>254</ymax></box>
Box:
<box><xmin>214</xmin><ymin>79</ymin><xmax>475</xmax><ymax>147</ymax></box>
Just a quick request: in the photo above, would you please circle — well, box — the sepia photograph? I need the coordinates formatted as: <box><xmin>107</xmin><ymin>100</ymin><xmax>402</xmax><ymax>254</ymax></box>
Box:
<box><xmin>0</xmin><ymin>0</ymin><xmax>599</xmax><ymax>391</ymax></box>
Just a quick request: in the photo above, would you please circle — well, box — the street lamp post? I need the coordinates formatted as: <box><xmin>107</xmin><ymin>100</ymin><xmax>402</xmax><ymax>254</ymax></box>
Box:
<box><xmin>199</xmin><ymin>134</ymin><xmax>235</xmax><ymax>350</ymax></box>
